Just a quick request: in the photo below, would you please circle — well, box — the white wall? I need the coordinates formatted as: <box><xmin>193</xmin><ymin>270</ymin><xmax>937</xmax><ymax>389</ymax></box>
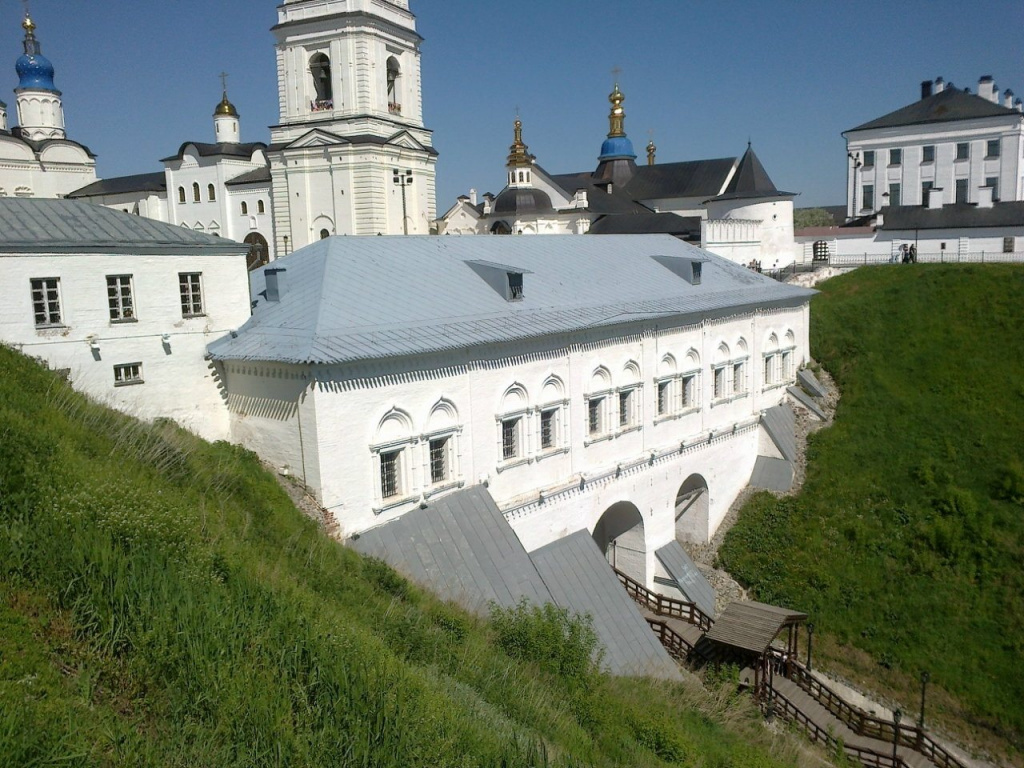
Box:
<box><xmin>1</xmin><ymin>250</ymin><xmax>251</xmax><ymax>441</ymax></box>
<box><xmin>222</xmin><ymin>305</ymin><xmax>809</xmax><ymax>579</ymax></box>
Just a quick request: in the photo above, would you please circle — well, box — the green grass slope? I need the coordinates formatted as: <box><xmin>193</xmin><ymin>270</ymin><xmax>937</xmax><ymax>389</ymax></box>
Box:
<box><xmin>0</xmin><ymin>345</ymin><xmax>809</xmax><ymax>767</ymax></box>
<box><xmin>720</xmin><ymin>265</ymin><xmax>1024</xmax><ymax>753</ymax></box>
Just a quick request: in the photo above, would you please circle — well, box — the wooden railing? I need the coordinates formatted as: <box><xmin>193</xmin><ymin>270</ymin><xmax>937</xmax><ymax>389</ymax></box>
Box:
<box><xmin>764</xmin><ymin>685</ymin><xmax>909</xmax><ymax>768</ymax></box>
<box><xmin>783</xmin><ymin>657</ymin><xmax>966</xmax><ymax>768</ymax></box>
<box><xmin>613</xmin><ymin>568</ymin><xmax>714</xmax><ymax>632</ymax></box>
<box><xmin>645</xmin><ymin>618</ymin><xmax>693</xmax><ymax>662</ymax></box>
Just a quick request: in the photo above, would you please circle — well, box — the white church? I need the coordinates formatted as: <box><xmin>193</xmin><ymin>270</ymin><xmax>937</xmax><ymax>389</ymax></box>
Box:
<box><xmin>2</xmin><ymin>1</ymin><xmax>438</xmax><ymax>268</ymax></box>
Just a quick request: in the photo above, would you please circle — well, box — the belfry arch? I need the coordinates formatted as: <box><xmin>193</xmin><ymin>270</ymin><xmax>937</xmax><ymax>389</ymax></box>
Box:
<box><xmin>675</xmin><ymin>474</ymin><xmax>709</xmax><ymax>543</ymax></box>
<box><xmin>592</xmin><ymin>501</ymin><xmax>646</xmax><ymax>583</ymax></box>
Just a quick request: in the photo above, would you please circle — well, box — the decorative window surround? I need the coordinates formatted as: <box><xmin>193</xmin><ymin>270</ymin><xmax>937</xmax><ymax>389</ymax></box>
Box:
<box><xmin>370</xmin><ymin>436</ymin><xmax>419</xmax><ymax>514</ymax></box>
<box><xmin>583</xmin><ymin>389</ymin><xmax>614</xmax><ymax>446</ymax></box>
<box><xmin>535</xmin><ymin>399</ymin><xmax>569</xmax><ymax>458</ymax></box>
<box><xmin>495</xmin><ymin>410</ymin><xmax>531</xmax><ymax>471</ymax></box>
<box><xmin>761</xmin><ymin>346</ymin><xmax>797</xmax><ymax>392</ymax></box>
<box><xmin>421</xmin><ymin>426</ymin><xmax>463</xmax><ymax>491</ymax></box>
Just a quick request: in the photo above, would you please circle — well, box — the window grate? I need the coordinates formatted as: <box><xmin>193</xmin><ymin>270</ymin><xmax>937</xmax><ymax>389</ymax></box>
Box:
<box><xmin>588</xmin><ymin>397</ymin><xmax>603</xmax><ymax>436</ymax></box>
<box><xmin>501</xmin><ymin>418</ymin><xmax>520</xmax><ymax>460</ymax></box>
<box><xmin>380</xmin><ymin>450</ymin><xmax>401</xmax><ymax>498</ymax></box>
<box><xmin>31</xmin><ymin>277</ymin><xmax>61</xmax><ymax>327</ymax></box>
<box><xmin>540</xmin><ymin>409</ymin><xmax>556</xmax><ymax>450</ymax></box>
<box><xmin>619</xmin><ymin>390</ymin><xmax>632</xmax><ymax>427</ymax></box>
<box><xmin>429</xmin><ymin>437</ymin><xmax>448</xmax><ymax>484</ymax></box>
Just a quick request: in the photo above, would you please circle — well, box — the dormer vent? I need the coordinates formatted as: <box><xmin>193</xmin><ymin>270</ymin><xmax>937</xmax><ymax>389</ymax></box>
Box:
<box><xmin>650</xmin><ymin>254</ymin><xmax>708</xmax><ymax>286</ymax></box>
<box><xmin>265</xmin><ymin>267</ymin><xmax>286</xmax><ymax>302</ymax></box>
<box><xmin>465</xmin><ymin>259</ymin><xmax>532</xmax><ymax>302</ymax></box>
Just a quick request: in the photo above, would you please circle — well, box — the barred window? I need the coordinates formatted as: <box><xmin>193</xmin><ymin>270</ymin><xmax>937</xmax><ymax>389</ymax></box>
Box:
<box><xmin>619</xmin><ymin>389</ymin><xmax>633</xmax><ymax>427</ymax></box>
<box><xmin>733</xmin><ymin>361</ymin><xmax>746</xmax><ymax>394</ymax></box>
<box><xmin>501</xmin><ymin>417</ymin><xmax>521</xmax><ymax>460</ymax></box>
<box><xmin>30</xmin><ymin>277</ymin><xmax>62</xmax><ymax>327</ymax></box>
<box><xmin>657</xmin><ymin>380</ymin><xmax>671</xmax><ymax>416</ymax></box>
<box><xmin>682</xmin><ymin>374</ymin><xmax>696</xmax><ymax>408</ymax></box>
<box><xmin>429</xmin><ymin>437</ymin><xmax>449</xmax><ymax>485</ymax></box>
<box><xmin>106</xmin><ymin>275</ymin><xmax>135</xmax><ymax>321</ymax></box>
<box><xmin>179</xmin><ymin>272</ymin><xmax>204</xmax><ymax>317</ymax></box>
<box><xmin>380</xmin><ymin>449</ymin><xmax>402</xmax><ymax>499</ymax></box>
<box><xmin>540</xmin><ymin>408</ymin><xmax>557</xmax><ymax>450</ymax></box>
<box><xmin>587</xmin><ymin>397</ymin><xmax>604</xmax><ymax>436</ymax></box>
<box><xmin>113</xmin><ymin>362</ymin><xmax>143</xmax><ymax>387</ymax></box>
<box><xmin>713</xmin><ymin>366</ymin><xmax>727</xmax><ymax>399</ymax></box>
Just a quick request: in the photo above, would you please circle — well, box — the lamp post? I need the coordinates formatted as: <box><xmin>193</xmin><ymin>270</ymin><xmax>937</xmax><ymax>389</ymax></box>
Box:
<box><xmin>892</xmin><ymin>709</ymin><xmax>902</xmax><ymax>765</ymax></box>
<box><xmin>806</xmin><ymin>623</ymin><xmax>814</xmax><ymax>672</ymax></box>
<box><xmin>392</xmin><ymin>168</ymin><xmax>413</xmax><ymax>235</ymax></box>
<box><xmin>919</xmin><ymin>671</ymin><xmax>930</xmax><ymax>730</ymax></box>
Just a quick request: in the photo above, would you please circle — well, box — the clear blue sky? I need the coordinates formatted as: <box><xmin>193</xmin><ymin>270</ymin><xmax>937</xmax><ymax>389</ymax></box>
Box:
<box><xmin>3</xmin><ymin>1</ymin><xmax>1022</xmax><ymax>210</ymax></box>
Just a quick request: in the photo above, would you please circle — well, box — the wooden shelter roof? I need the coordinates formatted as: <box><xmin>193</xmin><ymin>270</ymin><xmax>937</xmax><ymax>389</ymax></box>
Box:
<box><xmin>703</xmin><ymin>601</ymin><xmax>807</xmax><ymax>655</ymax></box>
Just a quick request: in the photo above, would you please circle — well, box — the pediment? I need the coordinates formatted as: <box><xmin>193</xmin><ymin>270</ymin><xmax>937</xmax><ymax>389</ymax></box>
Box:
<box><xmin>386</xmin><ymin>130</ymin><xmax>427</xmax><ymax>152</ymax></box>
<box><xmin>286</xmin><ymin>129</ymin><xmax>350</xmax><ymax>149</ymax></box>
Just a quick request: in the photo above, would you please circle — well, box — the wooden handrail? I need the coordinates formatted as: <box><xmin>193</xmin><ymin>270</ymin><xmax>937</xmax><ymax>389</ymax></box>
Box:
<box><xmin>613</xmin><ymin>568</ymin><xmax>714</xmax><ymax>632</ymax></box>
<box><xmin>645</xmin><ymin>618</ymin><xmax>693</xmax><ymax>662</ymax></box>
<box><xmin>780</xmin><ymin>655</ymin><xmax>966</xmax><ymax>768</ymax></box>
<box><xmin>764</xmin><ymin>684</ymin><xmax>910</xmax><ymax>768</ymax></box>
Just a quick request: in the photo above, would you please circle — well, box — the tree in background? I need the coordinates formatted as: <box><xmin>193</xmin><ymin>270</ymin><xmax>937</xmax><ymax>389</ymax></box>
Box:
<box><xmin>793</xmin><ymin>208</ymin><xmax>836</xmax><ymax>229</ymax></box>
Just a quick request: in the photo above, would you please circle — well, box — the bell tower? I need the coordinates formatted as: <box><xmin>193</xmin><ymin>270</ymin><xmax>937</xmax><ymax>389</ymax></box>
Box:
<box><xmin>268</xmin><ymin>0</ymin><xmax>437</xmax><ymax>249</ymax></box>
<box><xmin>14</xmin><ymin>13</ymin><xmax>65</xmax><ymax>141</ymax></box>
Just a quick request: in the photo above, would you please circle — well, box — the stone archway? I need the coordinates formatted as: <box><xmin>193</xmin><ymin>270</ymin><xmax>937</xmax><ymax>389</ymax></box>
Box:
<box><xmin>675</xmin><ymin>474</ymin><xmax>709</xmax><ymax>543</ymax></box>
<box><xmin>592</xmin><ymin>501</ymin><xmax>646</xmax><ymax>583</ymax></box>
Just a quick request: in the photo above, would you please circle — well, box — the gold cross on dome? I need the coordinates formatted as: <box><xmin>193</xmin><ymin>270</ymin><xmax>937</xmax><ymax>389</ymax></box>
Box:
<box><xmin>219</xmin><ymin>72</ymin><xmax>229</xmax><ymax>93</ymax></box>
<box><xmin>611</xmin><ymin>65</ymin><xmax>622</xmax><ymax>83</ymax></box>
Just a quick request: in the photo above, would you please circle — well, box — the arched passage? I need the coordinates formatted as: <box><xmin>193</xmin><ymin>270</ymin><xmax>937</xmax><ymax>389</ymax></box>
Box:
<box><xmin>592</xmin><ymin>501</ymin><xmax>646</xmax><ymax>583</ymax></box>
<box><xmin>675</xmin><ymin>474</ymin><xmax>709</xmax><ymax>543</ymax></box>
<box><xmin>244</xmin><ymin>232</ymin><xmax>269</xmax><ymax>271</ymax></box>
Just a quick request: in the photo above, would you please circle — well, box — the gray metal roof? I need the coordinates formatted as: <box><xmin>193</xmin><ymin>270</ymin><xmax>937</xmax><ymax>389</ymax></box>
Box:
<box><xmin>587</xmin><ymin>212</ymin><xmax>701</xmax><ymax>238</ymax></box>
<box><xmin>749</xmin><ymin>456</ymin><xmax>794</xmax><ymax>492</ymax></box>
<box><xmin>880</xmin><ymin>201</ymin><xmax>1024</xmax><ymax>230</ymax></box>
<box><xmin>529</xmin><ymin>531</ymin><xmax>681</xmax><ymax>679</ymax></box>
<box><xmin>209</xmin><ymin>234</ymin><xmax>815</xmax><ymax>365</ymax></box>
<box><xmin>161</xmin><ymin>141</ymin><xmax>267</xmax><ymax>163</ymax></box>
<box><xmin>349</xmin><ymin>485</ymin><xmax>551</xmax><ymax>611</ymax></box>
<box><xmin>797</xmin><ymin>369</ymin><xmax>828</xmax><ymax>399</ymax></box>
<box><xmin>709</xmin><ymin>145</ymin><xmax>794</xmax><ymax>202</ymax></box>
<box><xmin>761</xmin><ymin>404</ymin><xmax>797</xmax><ymax>463</ymax></box>
<box><xmin>787</xmin><ymin>386</ymin><xmax>826</xmax><ymax>420</ymax></box>
<box><xmin>0</xmin><ymin>198</ymin><xmax>247</xmax><ymax>255</ymax></box>
<box><xmin>847</xmin><ymin>87</ymin><xmax>1022</xmax><ymax>133</ymax></box>
<box><xmin>654</xmin><ymin>541</ymin><xmax>716</xmax><ymax>618</ymax></box>
<box><xmin>225</xmin><ymin>167</ymin><xmax>272</xmax><ymax>186</ymax></box>
<box><xmin>67</xmin><ymin>172</ymin><xmax>167</xmax><ymax>199</ymax></box>
<box><xmin>623</xmin><ymin>158</ymin><xmax>737</xmax><ymax>200</ymax></box>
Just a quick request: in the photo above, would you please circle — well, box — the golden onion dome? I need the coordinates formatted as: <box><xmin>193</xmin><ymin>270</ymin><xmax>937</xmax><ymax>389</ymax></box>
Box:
<box><xmin>214</xmin><ymin>93</ymin><xmax>238</xmax><ymax>118</ymax></box>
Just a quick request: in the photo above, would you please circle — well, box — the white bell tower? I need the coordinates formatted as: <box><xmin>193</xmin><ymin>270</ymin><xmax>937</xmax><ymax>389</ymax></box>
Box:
<box><xmin>14</xmin><ymin>14</ymin><xmax>65</xmax><ymax>141</ymax></box>
<box><xmin>268</xmin><ymin>0</ymin><xmax>437</xmax><ymax>250</ymax></box>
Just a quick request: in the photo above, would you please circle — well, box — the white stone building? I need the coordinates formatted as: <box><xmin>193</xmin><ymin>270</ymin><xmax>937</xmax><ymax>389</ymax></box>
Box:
<box><xmin>844</xmin><ymin>75</ymin><xmax>1024</xmax><ymax>219</ymax></box>
<box><xmin>0</xmin><ymin>198</ymin><xmax>251</xmax><ymax>441</ymax></box>
<box><xmin>64</xmin><ymin>0</ymin><xmax>437</xmax><ymax>266</ymax></box>
<box><xmin>208</xmin><ymin>234</ymin><xmax>814</xmax><ymax>591</ymax></box>
<box><xmin>0</xmin><ymin>14</ymin><xmax>96</xmax><ymax>200</ymax></box>
<box><xmin>438</xmin><ymin>85</ymin><xmax>799</xmax><ymax>271</ymax></box>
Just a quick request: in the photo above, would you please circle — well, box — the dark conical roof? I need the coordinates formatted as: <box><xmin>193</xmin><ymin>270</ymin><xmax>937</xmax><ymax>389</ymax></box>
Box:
<box><xmin>710</xmin><ymin>144</ymin><xmax>793</xmax><ymax>202</ymax></box>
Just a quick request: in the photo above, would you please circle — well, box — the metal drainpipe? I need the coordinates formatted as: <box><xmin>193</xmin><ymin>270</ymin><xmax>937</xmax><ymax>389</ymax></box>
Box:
<box><xmin>297</xmin><ymin>382</ymin><xmax>309</xmax><ymax>488</ymax></box>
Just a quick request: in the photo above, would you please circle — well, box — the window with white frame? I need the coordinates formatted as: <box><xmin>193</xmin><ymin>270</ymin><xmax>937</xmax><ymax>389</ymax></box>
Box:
<box><xmin>501</xmin><ymin>416</ymin><xmax>522</xmax><ymax>460</ymax></box>
<box><xmin>540</xmin><ymin>407</ymin><xmax>558</xmax><ymax>450</ymax></box>
<box><xmin>179</xmin><ymin>272</ymin><xmax>204</xmax><ymax>317</ymax></box>
<box><xmin>681</xmin><ymin>373</ymin><xmax>697</xmax><ymax>409</ymax></box>
<box><xmin>763</xmin><ymin>354</ymin><xmax>777</xmax><ymax>386</ymax></box>
<box><xmin>986</xmin><ymin>139</ymin><xmax>1000</xmax><ymax>158</ymax></box>
<box><xmin>922</xmin><ymin>145</ymin><xmax>935</xmax><ymax>163</ymax></box>
<box><xmin>380</xmin><ymin>448</ymin><xmax>403</xmax><ymax>499</ymax></box>
<box><xmin>619</xmin><ymin>387</ymin><xmax>639</xmax><ymax>429</ymax></box>
<box><xmin>587</xmin><ymin>396</ymin><xmax>605</xmax><ymax>437</ymax></box>
<box><xmin>733</xmin><ymin>360</ymin><xmax>746</xmax><ymax>394</ymax></box>
<box><xmin>656</xmin><ymin>379</ymin><xmax>672</xmax><ymax>416</ymax></box>
<box><xmin>113</xmin><ymin>362</ymin><xmax>143</xmax><ymax>386</ymax></box>
<box><xmin>955</xmin><ymin>142</ymin><xmax>969</xmax><ymax>161</ymax></box>
<box><xmin>781</xmin><ymin>351</ymin><xmax>793</xmax><ymax>381</ymax></box>
<box><xmin>30</xmin><ymin>277</ymin><xmax>62</xmax><ymax>327</ymax></box>
<box><xmin>428</xmin><ymin>436</ymin><xmax>450</xmax><ymax>485</ymax></box>
<box><xmin>713</xmin><ymin>365</ymin><xmax>727</xmax><ymax>399</ymax></box>
<box><xmin>106</xmin><ymin>275</ymin><xmax>135</xmax><ymax>321</ymax></box>
<box><xmin>862</xmin><ymin>150</ymin><xmax>875</xmax><ymax>167</ymax></box>
<box><xmin>889</xmin><ymin>148</ymin><xmax>902</xmax><ymax>166</ymax></box>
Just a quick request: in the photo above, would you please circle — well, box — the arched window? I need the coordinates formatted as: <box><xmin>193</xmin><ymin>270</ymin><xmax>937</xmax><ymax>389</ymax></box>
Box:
<box><xmin>309</xmin><ymin>53</ymin><xmax>333</xmax><ymax>110</ymax></box>
<box><xmin>192</xmin><ymin>183</ymin><xmax>200</xmax><ymax>203</ymax></box>
<box><xmin>373</xmin><ymin>408</ymin><xmax>415</xmax><ymax>504</ymax></box>
<box><xmin>425</xmin><ymin>398</ymin><xmax>461</xmax><ymax>487</ymax></box>
<box><xmin>386</xmin><ymin>56</ymin><xmax>401</xmax><ymax>113</ymax></box>
<box><xmin>207</xmin><ymin>184</ymin><xmax>216</xmax><ymax>202</ymax></box>
<box><xmin>243</xmin><ymin>232</ymin><xmax>269</xmax><ymax>271</ymax></box>
<box><xmin>320</xmin><ymin>229</ymin><xmax>330</xmax><ymax>240</ymax></box>
<box><xmin>241</xmin><ymin>201</ymin><xmax>248</xmax><ymax>215</ymax></box>
<box><xmin>257</xmin><ymin>199</ymin><xmax>265</xmax><ymax>214</ymax></box>
<box><xmin>178</xmin><ymin>186</ymin><xmax>186</xmax><ymax>204</ymax></box>
<box><xmin>498</xmin><ymin>384</ymin><xmax>530</xmax><ymax>464</ymax></box>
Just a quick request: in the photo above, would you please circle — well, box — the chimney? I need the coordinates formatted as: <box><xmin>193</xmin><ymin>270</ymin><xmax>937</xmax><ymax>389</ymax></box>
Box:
<box><xmin>934</xmin><ymin>77</ymin><xmax>945</xmax><ymax>93</ymax></box>
<box><xmin>469</xmin><ymin>188</ymin><xmax>478</xmax><ymax>206</ymax></box>
<box><xmin>1005</xmin><ymin>89</ymin><xmax>1015</xmax><ymax>108</ymax></box>
<box><xmin>977</xmin><ymin>185</ymin><xmax>994</xmax><ymax>209</ymax></box>
<box><xmin>921</xmin><ymin>80</ymin><xmax>933</xmax><ymax>100</ymax></box>
<box><xmin>927</xmin><ymin>187</ymin><xmax>944</xmax><ymax>209</ymax></box>
<box><xmin>1016</xmin><ymin>98</ymin><xmax>1023</xmax><ymax>113</ymax></box>
<box><xmin>265</xmin><ymin>267</ymin><xmax>286</xmax><ymax>303</ymax></box>
<box><xmin>978</xmin><ymin>76</ymin><xmax>997</xmax><ymax>102</ymax></box>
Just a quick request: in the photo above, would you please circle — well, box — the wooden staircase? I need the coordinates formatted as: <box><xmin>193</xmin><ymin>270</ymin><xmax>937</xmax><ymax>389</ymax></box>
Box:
<box><xmin>612</xmin><ymin>569</ymin><xmax>965</xmax><ymax>768</ymax></box>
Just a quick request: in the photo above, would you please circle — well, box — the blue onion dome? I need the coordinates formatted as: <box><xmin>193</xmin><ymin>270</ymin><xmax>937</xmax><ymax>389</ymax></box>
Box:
<box><xmin>15</xmin><ymin>15</ymin><xmax>57</xmax><ymax>92</ymax></box>
<box><xmin>598</xmin><ymin>83</ymin><xmax>635</xmax><ymax>160</ymax></box>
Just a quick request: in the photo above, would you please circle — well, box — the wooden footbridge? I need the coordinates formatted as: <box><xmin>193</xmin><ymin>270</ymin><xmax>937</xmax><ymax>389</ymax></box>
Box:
<box><xmin>613</xmin><ymin>569</ymin><xmax>965</xmax><ymax>768</ymax></box>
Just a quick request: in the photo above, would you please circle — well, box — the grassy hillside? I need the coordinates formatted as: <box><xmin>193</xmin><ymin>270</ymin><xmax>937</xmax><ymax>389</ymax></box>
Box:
<box><xmin>0</xmin><ymin>345</ymin><xmax>812</xmax><ymax>767</ymax></box>
<box><xmin>720</xmin><ymin>265</ymin><xmax>1024</xmax><ymax>755</ymax></box>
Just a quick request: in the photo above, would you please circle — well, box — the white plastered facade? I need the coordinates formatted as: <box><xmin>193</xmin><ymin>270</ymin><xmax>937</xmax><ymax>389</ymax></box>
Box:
<box><xmin>220</xmin><ymin>303</ymin><xmax>809</xmax><ymax>589</ymax></box>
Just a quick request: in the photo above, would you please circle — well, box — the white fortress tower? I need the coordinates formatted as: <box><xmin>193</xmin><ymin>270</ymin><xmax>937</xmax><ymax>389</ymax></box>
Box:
<box><xmin>14</xmin><ymin>14</ymin><xmax>64</xmax><ymax>141</ymax></box>
<box><xmin>268</xmin><ymin>0</ymin><xmax>438</xmax><ymax>250</ymax></box>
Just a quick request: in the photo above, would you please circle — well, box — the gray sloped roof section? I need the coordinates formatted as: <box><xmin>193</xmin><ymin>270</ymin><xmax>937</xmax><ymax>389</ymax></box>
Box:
<box><xmin>67</xmin><ymin>172</ymin><xmax>167</xmax><ymax>198</ymax></box>
<box><xmin>761</xmin><ymin>403</ymin><xmax>797</xmax><ymax>463</ymax></box>
<box><xmin>0</xmin><ymin>198</ymin><xmax>246</xmax><ymax>255</ymax></box>
<box><xmin>654</xmin><ymin>540</ymin><xmax>716</xmax><ymax>618</ymax></box>
<box><xmin>225</xmin><ymin>167</ymin><xmax>272</xmax><ymax>186</ymax></box>
<box><xmin>623</xmin><ymin>158</ymin><xmax>738</xmax><ymax>200</ymax></box>
<box><xmin>880</xmin><ymin>201</ymin><xmax>1024</xmax><ymax>231</ymax></box>
<box><xmin>750</xmin><ymin>456</ymin><xmax>794</xmax><ymax>492</ymax></box>
<box><xmin>209</xmin><ymin>234</ymin><xmax>815</xmax><ymax>365</ymax></box>
<box><xmin>797</xmin><ymin>369</ymin><xmax>828</xmax><ymax>398</ymax></box>
<box><xmin>787</xmin><ymin>386</ymin><xmax>826</xmax><ymax>420</ymax></box>
<box><xmin>529</xmin><ymin>531</ymin><xmax>681</xmax><ymax>679</ymax></box>
<box><xmin>349</xmin><ymin>485</ymin><xmax>551</xmax><ymax>611</ymax></box>
<box><xmin>847</xmin><ymin>87</ymin><xmax>1021</xmax><ymax>132</ymax></box>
